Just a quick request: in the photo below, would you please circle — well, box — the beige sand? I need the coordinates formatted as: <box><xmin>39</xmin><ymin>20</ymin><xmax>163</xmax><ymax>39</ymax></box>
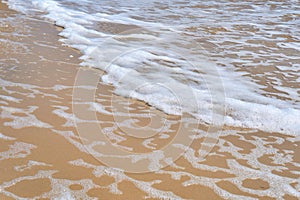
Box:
<box><xmin>0</xmin><ymin>2</ymin><xmax>299</xmax><ymax>199</ymax></box>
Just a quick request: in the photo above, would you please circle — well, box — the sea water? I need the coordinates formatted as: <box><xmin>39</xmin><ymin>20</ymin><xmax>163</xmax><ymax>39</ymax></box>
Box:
<box><xmin>5</xmin><ymin>0</ymin><xmax>300</xmax><ymax>135</ymax></box>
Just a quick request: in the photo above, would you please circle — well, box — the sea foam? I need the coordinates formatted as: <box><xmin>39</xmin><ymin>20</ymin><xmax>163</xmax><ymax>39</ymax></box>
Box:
<box><xmin>5</xmin><ymin>0</ymin><xmax>300</xmax><ymax>135</ymax></box>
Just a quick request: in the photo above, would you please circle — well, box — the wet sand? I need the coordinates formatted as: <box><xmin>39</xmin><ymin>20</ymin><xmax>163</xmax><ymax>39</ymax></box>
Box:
<box><xmin>0</xmin><ymin>1</ymin><xmax>300</xmax><ymax>199</ymax></box>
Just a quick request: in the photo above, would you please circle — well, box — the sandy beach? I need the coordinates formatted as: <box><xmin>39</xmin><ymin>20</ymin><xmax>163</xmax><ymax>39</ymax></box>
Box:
<box><xmin>0</xmin><ymin>1</ymin><xmax>300</xmax><ymax>199</ymax></box>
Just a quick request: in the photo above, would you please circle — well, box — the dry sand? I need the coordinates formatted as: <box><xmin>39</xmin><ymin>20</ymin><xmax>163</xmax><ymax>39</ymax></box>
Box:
<box><xmin>0</xmin><ymin>1</ymin><xmax>299</xmax><ymax>199</ymax></box>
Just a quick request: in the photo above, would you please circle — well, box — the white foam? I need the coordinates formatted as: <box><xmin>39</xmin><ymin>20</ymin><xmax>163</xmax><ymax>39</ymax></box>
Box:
<box><xmin>0</xmin><ymin>132</ymin><xmax>15</xmax><ymax>141</ymax></box>
<box><xmin>5</xmin><ymin>0</ymin><xmax>300</xmax><ymax>136</ymax></box>
<box><xmin>69</xmin><ymin>159</ymin><xmax>182</xmax><ymax>199</ymax></box>
<box><xmin>0</xmin><ymin>142</ymin><xmax>36</xmax><ymax>161</ymax></box>
<box><xmin>0</xmin><ymin>95</ymin><xmax>21</xmax><ymax>103</ymax></box>
<box><xmin>1</xmin><ymin>106</ymin><xmax>52</xmax><ymax>129</ymax></box>
<box><xmin>14</xmin><ymin>160</ymin><xmax>52</xmax><ymax>172</ymax></box>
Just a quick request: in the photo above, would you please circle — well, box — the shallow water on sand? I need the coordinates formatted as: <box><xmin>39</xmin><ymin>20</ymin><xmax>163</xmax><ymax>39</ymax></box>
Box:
<box><xmin>6</xmin><ymin>0</ymin><xmax>300</xmax><ymax>135</ymax></box>
<box><xmin>0</xmin><ymin>1</ymin><xmax>300</xmax><ymax>199</ymax></box>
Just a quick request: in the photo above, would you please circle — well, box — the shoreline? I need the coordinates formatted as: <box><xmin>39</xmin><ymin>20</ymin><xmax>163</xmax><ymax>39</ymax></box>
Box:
<box><xmin>1</xmin><ymin>1</ymin><xmax>300</xmax><ymax>199</ymax></box>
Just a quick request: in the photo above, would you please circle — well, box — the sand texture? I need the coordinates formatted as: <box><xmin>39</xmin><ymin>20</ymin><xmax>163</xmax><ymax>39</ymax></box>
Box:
<box><xmin>0</xmin><ymin>1</ymin><xmax>300</xmax><ymax>199</ymax></box>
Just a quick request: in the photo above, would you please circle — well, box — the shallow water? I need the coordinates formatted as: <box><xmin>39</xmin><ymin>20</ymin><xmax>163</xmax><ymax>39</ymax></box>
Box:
<box><xmin>1</xmin><ymin>0</ymin><xmax>300</xmax><ymax>199</ymax></box>
<box><xmin>6</xmin><ymin>0</ymin><xmax>300</xmax><ymax>135</ymax></box>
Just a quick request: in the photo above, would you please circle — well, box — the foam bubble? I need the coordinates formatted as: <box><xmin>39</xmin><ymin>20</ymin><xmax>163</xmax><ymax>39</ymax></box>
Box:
<box><xmin>0</xmin><ymin>142</ymin><xmax>36</xmax><ymax>161</ymax></box>
<box><xmin>1</xmin><ymin>106</ymin><xmax>52</xmax><ymax>129</ymax></box>
<box><xmin>0</xmin><ymin>132</ymin><xmax>15</xmax><ymax>141</ymax></box>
